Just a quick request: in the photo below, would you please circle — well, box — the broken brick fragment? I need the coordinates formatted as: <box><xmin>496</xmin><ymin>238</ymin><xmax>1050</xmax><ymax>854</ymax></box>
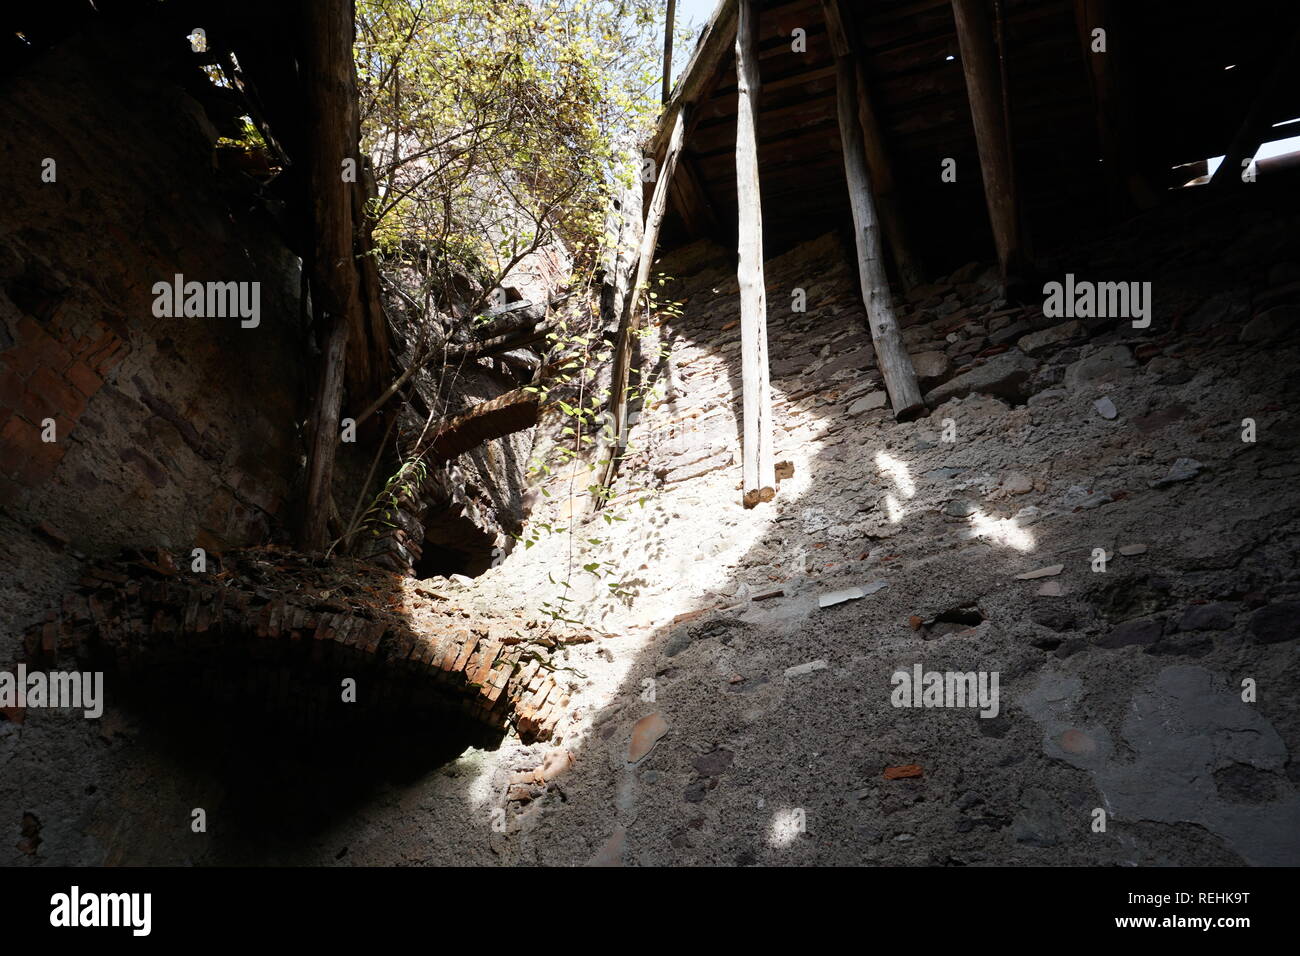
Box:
<box><xmin>884</xmin><ymin>764</ymin><xmax>923</xmax><ymax>780</ymax></box>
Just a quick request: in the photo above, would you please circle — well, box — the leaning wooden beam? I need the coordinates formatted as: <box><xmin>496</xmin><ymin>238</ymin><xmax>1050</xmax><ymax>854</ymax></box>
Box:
<box><xmin>662</xmin><ymin>0</ymin><xmax>678</xmax><ymax>105</ymax></box>
<box><xmin>596</xmin><ymin>106</ymin><xmax>691</xmax><ymax>502</ymax></box>
<box><xmin>856</xmin><ymin>73</ymin><xmax>923</xmax><ymax>291</ymax></box>
<box><xmin>824</xmin><ymin>2</ymin><xmax>925</xmax><ymax>420</ymax></box>
<box><xmin>950</xmin><ymin>0</ymin><xmax>1024</xmax><ymax>281</ymax></box>
<box><xmin>302</xmin><ymin>0</ymin><xmax>364</xmax><ymax>551</ymax></box>
<box><xmin>443</xmin><ymin>317</ymin><xmax>560</xmax><ymax>363</ymax></box>
<box><xmin>649</xmin><ymin>0</ymin><xmax>739</xmax><ymax>164</ymax></box>
<box><xmin>647</xmin><ymin>4</ymin><xmax>737</xmax><ymax>222</ymax></box>
<box><xmin>423</xmin><ymin>387</ymin><xmax>542</xmax><ymax>461</ymax></box>
<box><xmin>822</xmin><ymin>0</ymin><xmax>923</xmax><ymax>290</ymax></box>
<box><xmin>736</xmin><ymin>0</ymin><xmax>776</xmax><ymax>507</ymax></box>
<box><xmin>1072</xmin><ymin>0</ymin><xmax>1158</xmax><ymax>212</ymax></box>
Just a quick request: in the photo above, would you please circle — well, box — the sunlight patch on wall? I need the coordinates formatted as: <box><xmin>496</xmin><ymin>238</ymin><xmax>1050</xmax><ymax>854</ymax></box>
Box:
<box><xmin>876</xmin><ymin>452</ymin><xmax>915</xmax><ymax>524</ymax></box>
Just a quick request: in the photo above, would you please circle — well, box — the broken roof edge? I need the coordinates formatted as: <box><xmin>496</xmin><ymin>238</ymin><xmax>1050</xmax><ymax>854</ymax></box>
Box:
<box><xmin>649</xmin><ymin>0</ymin><xmax>737</xmax><ymax>160</ymax></box>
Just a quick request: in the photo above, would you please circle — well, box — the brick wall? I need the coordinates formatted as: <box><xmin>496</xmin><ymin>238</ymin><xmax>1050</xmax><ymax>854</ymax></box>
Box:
<box><xmin>0</xmin><ymin>27</ymin><xmax>304</xmax><ymax>639</ymax></box>
<box><xmin>0</xmin><ymin>315</ymin><xmax>126</xmax><ymax>493</ymax></box>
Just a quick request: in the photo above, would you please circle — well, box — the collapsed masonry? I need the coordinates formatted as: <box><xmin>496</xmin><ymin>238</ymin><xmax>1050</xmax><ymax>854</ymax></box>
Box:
<box><xmin>22</xmin><ymin>547</ymin><xmax>591</xmax><ymax>743</ymax></box>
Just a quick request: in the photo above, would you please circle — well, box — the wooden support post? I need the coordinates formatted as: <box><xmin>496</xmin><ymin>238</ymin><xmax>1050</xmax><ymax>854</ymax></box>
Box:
<box><xmin>1073</xmin><ymin>0</ymin><xmax>1158</xmax><ymax>212</ymax></box>
<box><xmin>821</xmin><ymin>0</ymin><xmax>923</xmax><ymax>290</ymax></box>
<box><xmin>736</xmin><ymin>0</ymin><xmax>776</xmax><ymax>507</ymax></box>
<box><xmin>302</xmin><ymin>0</ymin><xmax>364</xmax><ymax>550</ymax></box>
<box><xmin>856</xmin><ymin>73</ymin><xmax>923</xmax><ymax>291</ymax></box>
<box><xmin>597</xmin><ymin>107</ymin><xmax>690</xmax><ymax>503</ymax></box>
<box><xmin>951</xmin><ymin>0</ymin><xmax>1024</xmax><ymax>281</ymax></box>
<box><xmin>663</xmin><ymin>0</ymin><xmax>677</xmax><ymax>105</ymax></box>
<box><xmin>597</xmin><ymin>1</ymin><xmax>739</xmax><ymax>504</ymax></box>
<box><xmin>824</xmin><ymin>5</ymin><xmax>925</xmax><ymax>420</ymax></box>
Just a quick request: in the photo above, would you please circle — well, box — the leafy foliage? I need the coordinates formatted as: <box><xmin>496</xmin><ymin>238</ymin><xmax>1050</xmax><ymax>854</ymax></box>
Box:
<box><xmin>355</xmin><ymin>0</ymin><xmax>662</xmax><ymax>307</ymax></box>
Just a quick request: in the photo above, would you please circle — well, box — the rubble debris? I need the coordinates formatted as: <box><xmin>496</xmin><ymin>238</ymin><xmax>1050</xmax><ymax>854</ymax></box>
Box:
<box><xmin>1248</xmin><ymin>603</ymin><xmax>1300</xmax><ymax>644</ymax></box>
<box><xmin>923</xmin><ymin>350</ymin><xmax>1035</xmax><ymax>405</ymax></box>
<box><xmin>1016</xmin><ymin>564</ymin><xmax>1063</xmax><ymax>580</ymax></box>
<box><xmin>1239</xmin><ymin>305</ymin><xmax>1298</xmax><ymax>342</ymax></box>
<box><xmin>784</xmin><ymin>659</ymin><xmax>829</xmax><ymax>678</ymax></box>
<box><xmin>1152</xmin><ymin>457</ymin><xmax>1204</xmax><ymax>488</ymax></box>
<box><xmin>508</xmin><ymin>748</ymin><xmax>575</xmax><ymax>802</ymax></box>
<box><xmin>848</xmin><ymin>391</ymin><xmax>888</xmax><ymax>415</ymax></box>
<box><xmin>818</xmin><ymin>580</ymin><xmax>888</xmax><ymax>608</ymax></box>
<box><xmin>1018</xmin><ymin>320</ymin><xmax>1083</xmax><ymax>355</ymax></box>
<box><xmin>628</xmin><ymin>712</ymin><xmax>669</xmax><ymax>763</ymax></box>
<box><xmin>884</xmin><ymin>764</ymin><xmax>923</xmax><ymax>780</ymax></box>
<box><xmin>16</xmin><ymin>812</ymin><xmax>42</xmax><ymax>856</ymax></box>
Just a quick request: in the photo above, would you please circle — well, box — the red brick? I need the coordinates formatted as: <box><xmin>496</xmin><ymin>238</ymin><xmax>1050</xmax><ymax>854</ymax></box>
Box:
<box><xmin>0</xmin><ymin>368</ymin><xmax>25</xmax><ymax>409</ymax></box>
<box><xmin>883</xmin><ymin>764</ymin><xmax>923</xmax><ymax>780</ymax></box>
<box><xmin>0</xmin><ymin>413</ymin><xmax>70</xmax><ymax>484</ymax></box>
<box><xmin>85</xmin><ymin>333</ymin><xmax>128</xmax><ymax>375</ymax></box>
<box><xmin>36</xmin><ymin>336</ymin><xmax>75</xmax><ymax>373</ymax></box>
<box><xmin>66</xmin><ymin>361</ymin><xmax>104</xmax><ymax>398</ymax></box>
<box><xmin>82</xmin><ymin>332</ymin><xmax>121</xmax><ymax>369</ymax></box>
<box><xmin>34</xmin><ymin>520</ymin><xmax>70</xmax><ymax>546</ymax></box>
<box><xmin>12</xmin><ymin>386</ymin><xmax>55</xmax><ymax>424</ymax></box>
<box><xmin>15</xmin><ymin>320</ymin><xmax>73</xmax><ymax>373</ymax></box>
<box><xmin>98</xmin><ymin>344</ymin><xmax>127</xmax><ymax>374</ymax></box>
<box><xmin>0</xmin><ymin>415</ymin><xmax>36</xmax><ymax>471</ymax></box>
<box><xmin>15</xmin><ymin>316</ymin><xmax>47</xmax><ymax>345</ymax></box>
<box><xmin>29</xmin><ymin>367</ymin><xmax>86</xmax><ymax>420</ymax></box>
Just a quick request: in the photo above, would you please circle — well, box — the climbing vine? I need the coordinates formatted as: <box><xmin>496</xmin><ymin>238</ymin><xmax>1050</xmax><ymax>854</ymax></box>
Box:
<box><xmin>513</xmin><ymin>264</ymin><xmax>684</xmax><ymax>628</ymax></box>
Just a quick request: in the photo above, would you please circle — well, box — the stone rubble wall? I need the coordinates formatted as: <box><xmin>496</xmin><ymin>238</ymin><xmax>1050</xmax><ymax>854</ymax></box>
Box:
<box><xmin>451</xmin><ymin>198</ymin><xmax>1300</xmax><ymax>865</ymax></box>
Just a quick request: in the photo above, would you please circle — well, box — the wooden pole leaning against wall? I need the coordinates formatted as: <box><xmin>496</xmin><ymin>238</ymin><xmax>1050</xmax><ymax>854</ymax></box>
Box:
<box><xmin>819</xmin><ymin>0</ymin><xmax>922</xmax><ymax>292</ymax></box>
<box><xmin>950</xmin><ymin>0</ymin><xmax>1025</xmax><ymax>283</ymax></box>
<box><xmin>662</xmin><ymin>0</ymin><xmax>677</xmax><ymax>105</ymax></box>
<box><xmin>302</xmin><ymin>0</ymin><xmax>364</xmax><ymax>550</ymax></box>
<box><xmin>1073</xmin><ymin>0</ymin><xmax>1159</xmax><ymax>213</ymax></box>
<box><xmin>822</xmin><ymin>0</ymin><xmax>925</xmax><ymax>420</ymax></box>
<box><xmin>596</xmin><ymin>106</ymin><xmax>690</xmax><ymax>506</ymax></box>
<box><xmin>854</xmin><ymin>69</ymin><xmax>923</xmax><ymax>292</ymax></box>
<box><xmin>736</xmin><ymin>0</ymin><xmax>776</xmax><ymax>507</ymax></box>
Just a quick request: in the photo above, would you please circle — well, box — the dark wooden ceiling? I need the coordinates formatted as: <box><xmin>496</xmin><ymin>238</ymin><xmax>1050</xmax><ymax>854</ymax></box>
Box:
<box><xmin>656</xmin><ymin>0</ymin><xmax>1300</xmax><ymax>271</ymax></box>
